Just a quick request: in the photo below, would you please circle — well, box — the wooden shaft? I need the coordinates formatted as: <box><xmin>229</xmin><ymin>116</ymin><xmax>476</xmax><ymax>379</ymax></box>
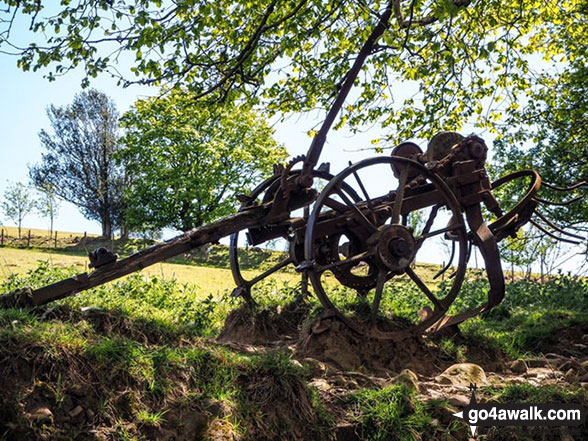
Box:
<box><xmin>300</xmin><ymin>1</ymin><xmax>395</xmax><ymax>181</ymax></box>
<box><xmin>30</xmin><ymin>207</ymin><xmax>268</xmax><ymax>306</ymax></box>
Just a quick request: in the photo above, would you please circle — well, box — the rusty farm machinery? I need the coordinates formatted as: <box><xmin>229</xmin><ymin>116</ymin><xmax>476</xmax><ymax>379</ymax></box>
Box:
<box><xmin>1</xmin><ymin>2</ymin><xmax>586</xmax><ymax>341</ymax></box>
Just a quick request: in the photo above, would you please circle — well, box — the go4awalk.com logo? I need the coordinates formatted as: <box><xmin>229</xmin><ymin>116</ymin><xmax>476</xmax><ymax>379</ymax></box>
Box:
<box><xmin>452</xmin><ymin>384</ymin><xmax>586</xmax><ymax>437</ymax></box>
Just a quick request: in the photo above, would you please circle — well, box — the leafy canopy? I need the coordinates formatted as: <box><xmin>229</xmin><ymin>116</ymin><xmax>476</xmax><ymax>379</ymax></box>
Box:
<box><xmin>492</xmin><ymin>5</ymin><xmax>588</xmax><ymax>234</ymax></box>
<box><xmin>119</xmin><ymin>88</ymin><xmax>288</xmax><ymax>232</ymax></box>
<box><xmin>1</xmin><ymin>1</ymin><xmax>585</xmax><ymax>143</ymax></box>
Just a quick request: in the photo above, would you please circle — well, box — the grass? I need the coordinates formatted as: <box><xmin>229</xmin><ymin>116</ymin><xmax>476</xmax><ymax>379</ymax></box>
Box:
<box><xmin>0</xmin><ymin>224</ymin><xmax>100</xmax><ymax>240</ymax></box>
<box><xmin>0</xmin><ymin>246</ymin><xmax>299</xmax><ymax>295</ymax></box>
<box><xmin>351</xmin><ymin>385</ymin><xmax>434</xmax><ymax>441</ymax></box>
<box><xmin>1</xmin><ymin>249</ymin><xmax>587</xmax><ymax>439</ymax></box>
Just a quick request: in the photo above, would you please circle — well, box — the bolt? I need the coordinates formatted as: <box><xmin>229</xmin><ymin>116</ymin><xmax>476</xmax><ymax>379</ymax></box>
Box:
<box><xmin>389</xmin><ymin>238</ymin><xmax>411</xmax><ymax>258</ymax></box>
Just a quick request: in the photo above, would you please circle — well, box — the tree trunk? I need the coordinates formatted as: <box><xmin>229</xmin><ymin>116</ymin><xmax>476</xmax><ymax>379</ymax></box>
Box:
<box><xmin>121</xmin><ymin>222</ymin><xmax>129</xmax><ymax>241</ymax></box>
<box><xmin>101</xmin><ymin>214</ymin><xmax>112</xmax><ymax>239</ymax></box>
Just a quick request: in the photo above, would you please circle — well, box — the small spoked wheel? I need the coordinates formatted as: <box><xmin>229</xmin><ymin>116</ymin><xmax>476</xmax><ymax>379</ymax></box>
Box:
<box><xmin>303</xmin><ymin>156</ymin><xmax>469</xmax><ymax>340</ymax></box>
<box><xmin>229</xmin><ymin>170</ymin><xmax>360</xmax><ymax>302</ymax></box>
<box><xmin>489</xmin><ymin>170</ymin><xmax>542</xmax><ymax>240</ymax></box>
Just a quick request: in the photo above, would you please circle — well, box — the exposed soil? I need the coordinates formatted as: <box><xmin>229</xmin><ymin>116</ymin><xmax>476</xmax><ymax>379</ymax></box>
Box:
<box><xmin>1</xmin><ymin>304</ymin><xmax>587</xmax><ymax>441</ymax></box>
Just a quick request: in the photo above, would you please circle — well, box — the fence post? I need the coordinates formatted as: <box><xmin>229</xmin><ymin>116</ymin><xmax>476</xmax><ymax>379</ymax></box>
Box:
<box><xmin>55</xmin><ymin>230</ymin><xmax>58</xmax><ymax>248</ymax></box>
<box><xmin>27</xmin><ymin>229</ymin><xmax>31</xmax><ymax>247</ymax></box>
<box><xmin>0</xmin><ymin>229</ymin><xmax>4</xmax><ymax>246</ymax></box>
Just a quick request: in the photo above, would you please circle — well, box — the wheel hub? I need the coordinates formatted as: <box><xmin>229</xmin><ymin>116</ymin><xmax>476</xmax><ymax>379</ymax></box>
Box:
<box><xmin>372</xmin><ymin>225</ymin><xmax>416</xmax><ymax>272</ymax></box>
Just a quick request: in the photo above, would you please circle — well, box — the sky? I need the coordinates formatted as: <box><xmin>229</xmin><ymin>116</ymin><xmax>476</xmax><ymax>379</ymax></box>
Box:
<box><xmin>0</xmin><ymin>15</ymin><xmax>584</xmax><ymax>274</ymax></box>
<box><xmin>0</xmin><ymin>42</ymin><xmax>399</xmax><ymax>236</ymax></box>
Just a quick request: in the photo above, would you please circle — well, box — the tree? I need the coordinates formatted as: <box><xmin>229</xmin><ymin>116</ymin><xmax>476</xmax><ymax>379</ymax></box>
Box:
<box><xmin>36</xmin><ymin>184</ymin><xmax>60</xmax><ymax>238</ymax></box>
<box><xmin>499</xmin><ymin>229</ymin><xmax>559</xmax><ymax>281</ymax></box>
<box><xmin>1</xmin><ymin>182</ymin><xmax>36</xmax><ymax>239</ymax></box>
<box><xmin>2</xmin><ymin>1</ymin><xmax>585</xmax><ymax>144</ymax></box>
<box><xmin>119</xmin><ymin>88</ymin><xmax>288</xmax><ymax>232</ymax></box>
<box><xmin>30</xmin><ymin>89</ymin><xmax>125</xmax><ymax>238</ymax></box>
<box><xmin>491</xmin><ymin>4</ymin><xmax>588</xmax><ymax>237</ymax></box>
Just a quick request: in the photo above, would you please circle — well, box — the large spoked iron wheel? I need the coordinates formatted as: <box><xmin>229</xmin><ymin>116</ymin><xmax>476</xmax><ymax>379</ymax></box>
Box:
<box><xmin>304</xmin><ymin>156</ymin><xmax>469</xmax><ymax>340</ymax></box>
<box><xmin>229</xmin><ymin>170</ymin><xmax>360</xmax><ymax>302</ymax></box>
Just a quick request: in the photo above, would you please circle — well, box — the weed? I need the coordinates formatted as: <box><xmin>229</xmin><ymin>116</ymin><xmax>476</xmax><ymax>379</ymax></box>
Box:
<box><xmin>351</xmin><ymin>385</ymin><xmax>433</xmax><ymax>441</ymax></box>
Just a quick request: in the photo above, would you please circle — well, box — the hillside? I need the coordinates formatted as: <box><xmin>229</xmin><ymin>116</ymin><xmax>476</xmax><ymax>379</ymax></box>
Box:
<box><xmin>0</xmin><ymin>259</ymin><xmax>587</xmax><ymax>440</ymax></box>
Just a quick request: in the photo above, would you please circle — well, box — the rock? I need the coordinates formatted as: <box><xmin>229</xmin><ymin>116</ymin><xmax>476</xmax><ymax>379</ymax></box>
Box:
<box><xmin>324</xmin><ymin>348</ymin><xmax>361</xmax><ymax>371</ymax></box>
<box><xmin>435</xmin><ymin>363</ymin><xmax>487</xmax><ymax>387</ymax></box>
<box><xmin>336</xmin><ymin>422</ymin><xmax>359</xmax><ymax>441</ymax></box>
<box><xmin>290</xmin><ymin>359</ymin><xmax>303</xmax><ymax>369</ymax></box>
<box><xmin>29</xmin><ymin>406</ymin><xmax>53</xmax><ymax>423</ymax></box>
<box><xmin>332</xmin><ymin>375</ymin><xmax>359</xmax><ymax>389</ymax></box>
<box><xmin>69</xmin><ymin>405</ymin><xmax>84</xmax><ymax>418</ymax></box>
<box><xmin>564</xmin><ymin>368</ymin><xmax>577</xmax><ymax>383</ymax></box>
<box><xmin>509</xmin><ymin>359</ymin><xmax>528</xmax><ymax>374</ymax></box>
<box><xmin>309</xmin><ymin>378</ymin><xmax>331</xmax><ymax>392</ymax></box>
<box><xmin>447</xmin><ymin>394</ymin><xmax>471</xmax><ymax>407</ymax></box>
<box><xmin>390</xmin><ymin>369</ymin><xmax>421</xmax><ymax>392</ymax></box>
<box><xmin>303</xmin><ymin>357</ymin><xmax>329</xmax><ymax>376</ymax></box>
<box><xmin>430</xmin><ymin>403</ymin><xmax>459</xmax><ymax>426</ymax></box>
<box><xmin>524</xmin><ymin>367</ymin><xmax>559</xmax><ymax>380</ymax></box>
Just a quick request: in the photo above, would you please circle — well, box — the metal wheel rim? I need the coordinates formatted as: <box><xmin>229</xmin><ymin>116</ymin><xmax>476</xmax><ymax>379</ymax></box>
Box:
<box><xmin>304</xmin><ymin>156</ymin><xmax>468</xmax><ymax>340</ymax></box>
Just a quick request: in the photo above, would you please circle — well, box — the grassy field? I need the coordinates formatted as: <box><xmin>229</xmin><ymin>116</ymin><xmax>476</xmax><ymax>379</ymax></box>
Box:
<box><xmin>0</xmin><ymin>246</ymin><xmax>299</xmax><ymax>296</ymax></box>
<box><xmin>0</xmin><ymin>224</ymin><xmax>100</xmax><ymax>238</ymax></box>
<box><xmin>0</xmin><ymin>228</ymin><xmax>586</xmax><ymax>441</ymax></box>
<box><xmin>0</xmin><ymin>258</ymin><xmax>586</xmax><ymax>440</ymax></box>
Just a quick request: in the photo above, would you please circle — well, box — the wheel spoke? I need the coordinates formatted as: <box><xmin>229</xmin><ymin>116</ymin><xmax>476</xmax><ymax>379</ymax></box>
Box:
<box><xmin>249</xmin><ymin>256</ymin><xmax>294</xmax><ymax>285</ymax></box>
<box><xmin>324</xmin><ymin>196</ymin><xmax>348</xmax><ymax>212</ymax></box>
<box><xmin>417</xmin><ymin>225</ymin><xmax>458</xmax><ymax>243</ymax></box>
<box><xmin>336</xmin><ymin>187</ymin><xmax>379</xmax><ymax>233</ymax></box>
<box><xmin>370</xmin><ymin>269</ymin><xmax>388</xmax><ymax>322</ymax></box>
<box><xmin>420</xmin><ymin>205</ymin><xmax>440</xmax><ymax>237</ymax></box>
<box><xmin>315</xmin><ymin>251</ymin><xmax>371</xmax><ymax>274</ymax></box>
<box><xmin>350</xmin><ymin>161</ymin><xmax>377</xmax><ymax>221</ymax></box>
<box><xmin>390</xmin><ymin>166</ymin><xmax>409</xmax><ymax>224</ymax></box>
<box><xmin>405</xmin><ymin>267</ymin><xmax>444</xmax><ymax>311</ymax></box>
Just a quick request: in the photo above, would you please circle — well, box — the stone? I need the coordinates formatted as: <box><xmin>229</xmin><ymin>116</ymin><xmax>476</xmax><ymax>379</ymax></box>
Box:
<box><xmin>324</xmin><ymin>348</ymin><xmax>361</xmax><ymax>371</ymax></box>
<box><xmin>303</xmin><ymin>357</ymin><xmax>329</xmax><ymax>376</ymax></box>
<box><xmin>69</xmin><ymin>405</ymin><xmax>84</xmax><ymax>418</ymax></box>
<box><xmin>30</xmin><ymin>407</ymin><xmax>53</xmax><ymax>422</ymax></box>
<box><xmin>390</xmin><ymin>369</ymin><xmax>420</xmax><ymax>392</ymax></box>
<box><xmin>509</xmin><ymin>359</ymin><xmax>528</xmax><ymax>374</ymax></box>
<box><xmin>290</xmin><ymin>359</ymin><xmax>303</xmax><ymax>369</ymax></box>
<box><xmin>336</xmin><ymin>422</ymin><xmax>359</xmax><ymax>441</ymax></box>
<box><xmin>564</xmin><ymin>368</ymin><xmax>577</xmax><ymax>383</ymax></box>
<box><xmin>524</xmin><ymin>367</ymin><xmax>559</xmax><ymax>379</ymax></box>
<box><xmin>309</xmin><ymin>378</ymin><xmax>331</xmax><ymax>392</ymax></box>
<box><xmin>435</xmin><ymin>363</ymin><xmax>487</xmax><ymax>387</ymax></box>
<box><xmin>447</xmin><ymin>394</ymin><xmax>471</xmax><ymax>407</ymax></box>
